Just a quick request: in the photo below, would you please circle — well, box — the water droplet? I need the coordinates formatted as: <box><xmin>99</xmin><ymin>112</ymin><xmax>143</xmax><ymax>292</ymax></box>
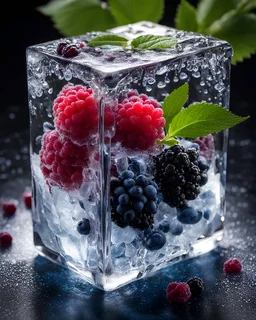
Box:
<box><xmin>180</xmin><ymin>72</ymin><xmax>188</xmax><ymax>80</ymax></box>
<box><xmin>48</xmin><ymin>88</ymin><xmax>53</xmax><ymax>94</ymax></box>
<box><xmin>173</xmin><ymin>76</ymin><xmax>179</xmax><ymax>82</ymax></box>
<box><xmin>200</xmin><ymin>81</ymin><xmax>205</xmax><ymax>86</ymax></box>
<box><xmin>192</xmin><ymin>71</ymin><xmax>201</xmax><ymax>78</ymax></box>
<box><xmin>157</xmin><ymin>81</ymin><xmax>166</xmax><ymax>89</ymax></box>
<box><xmin>146</xmin><ymin>85</ymin><xmax>152</xmax><ymax>92</ymax></box>
<box><xmin>204</xmin><ymin>89</ymin><xmax>208</xmax><ymax>94</ymax></box>
<box><xmin>156</xmin><ymin>65</ymin><xmax>169</xmax><ymax>75</ymax></box>
<box><xmin>64</xmin><ymin>69</ymin><xmax>72</xmax><ymax>81</ymax></box>
<box><xmin>147</xmin><ymin>77</ymin><xmax>156</xmax><ymax>85</ymax></box>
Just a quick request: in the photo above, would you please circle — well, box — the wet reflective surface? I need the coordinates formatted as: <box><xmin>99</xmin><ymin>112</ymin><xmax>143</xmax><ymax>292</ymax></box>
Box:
<box><xmin>0</xmin><ymin>98</ymin><xmax>256</xmax><ymax>320</ymax></box>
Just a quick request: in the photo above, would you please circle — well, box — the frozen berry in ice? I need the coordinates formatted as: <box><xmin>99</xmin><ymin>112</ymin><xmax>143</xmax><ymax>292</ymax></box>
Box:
<box><xmin>187</xmin><ymin>277</ymin><xmax>204</xmax><ymax>295</ymax></box>
<box><xmin>2</xmin><ymin>202</ymin><xmax>17</xmax><ymax>216</ymax></box>
<box><xmin>0</xmin><ymin>232</ymin><xmax>13</xmax><ymax>248</ymax></box>
<box><xmin>57</xmin><ymin>41</ymin><xmax>68</xmax><ymax>55</ymax></box>
<box><xmin>194</xmin><ymin>134</ymin><xmax>215</xmax><ymax>161</ymax></box>
<box><xmin>177</xmin><ymin>206</ymin><xmax>202</xmax><ymax>224</ymax></box>
<box><xmin>224</xmin><ymin>258</ymin><xmax>242</xmax><ymax>273</ymax></box>
<box><xmin>62</xmin><ymin>44</ymin><xmax>80</xmax><ymax>58</ymax></box>
<box><xmin>144</xmin><ymin>230</ymin><xmax>166</xmax><ymax>251</ymax></box>
<box><xmin>169</xmin><ymin>222</ymin><xmax>183</xmax><ymax>235</ymax></box>
<box><xmin>158</xmin><ymin>220</ymin><xmax>170</xmax><ymax>233</ymax></box>
<box><xmin>77</xmin><ymin>218</ymin><xmax>90</xmax><ymax>235</ymax></box>
<box><xmin>23</xmin><ymin>191</ymin><xmax>32</xmax><ymax>208</ymax></box>
<box><xmin>166</xmin><ymin>282</ymin><xmax>191</xmax><ymax>303</ymax></box>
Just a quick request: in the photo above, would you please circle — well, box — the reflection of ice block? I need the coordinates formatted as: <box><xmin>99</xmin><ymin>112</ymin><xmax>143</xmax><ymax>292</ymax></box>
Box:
<box><xmin>27</xmin><ymin>21</ymin><xmax>231</xmax><ymax>291</ymax></box>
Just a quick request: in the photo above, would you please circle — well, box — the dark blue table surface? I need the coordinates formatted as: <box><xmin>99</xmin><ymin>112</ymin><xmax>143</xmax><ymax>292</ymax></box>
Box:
<box><xmin>0</xmin><ymin>101</ymin><xmax>255</xmax><ymax>320</ymax></box>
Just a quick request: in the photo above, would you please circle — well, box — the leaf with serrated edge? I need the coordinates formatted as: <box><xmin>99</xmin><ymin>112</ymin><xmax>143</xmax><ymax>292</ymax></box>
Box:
<box><xmin>109</xmin><ymin>0</ymin><xmax>164</xmax><ymax>25</ymax></box>
<box><xmin>175</xmin><ymin>0</ymin><xmax>198</xmax><ymax>32</ymax></box>
<box><xmin>88</xmin><ymin>34</ymin><xmax>128</xmax><ymax>47</ymax></box>
<box><xmin>162</xmin><ymin>83</ymin><xmax>189</xmax><ymax>130</ymax></box>
<box><xmin>131</xmin><ymin>35</ymin><xmax>177</xmax><ymax>50</ymax></box>
<box><xmin>167</xmin><ymin>102</ymin><xmax>249</xmax><ymax>139</ymax></box>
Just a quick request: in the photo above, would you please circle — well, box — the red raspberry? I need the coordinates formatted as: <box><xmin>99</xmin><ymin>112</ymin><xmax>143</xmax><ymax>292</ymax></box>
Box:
<box><xmin>2</xmin><ymin>202</ymin><xmax>17</xmax><ymax>216</ymax></box>
<box><xmin>0</xmin><ymin>232</ymin><xmax>13</xmax><ymax>248</ymax></box>
<box><xmin>166</xmin><ymin>282</ymin><xmax>191</xmax><ymax>304</ymax></box>
<box><xmin>23</xmin><ymin>191</ymin><xmax>32</xmax><ymax>208</ymax></box>
<box><xmin>114</xmin><ymin>91</ymin><xmax>165</xmax><ymax>150</ymax></box>
<box><xmin>224</xmin><ymin>258</ymin><xmax>242</xmax><ymax>273</ymax></box>
<box><xmin>40</xmin><ymin>130</ymin><xmax>90</xmax><ymax>190</ymax></box>
<box><xmin>194</xmin><ymin>134</ymin><xmax>215</xmax><ymax>161</ymax></box>
<box><xmin>53</xmin><ymin>85</ymin><xmax>114</xmax><ymax>145</ymax></box>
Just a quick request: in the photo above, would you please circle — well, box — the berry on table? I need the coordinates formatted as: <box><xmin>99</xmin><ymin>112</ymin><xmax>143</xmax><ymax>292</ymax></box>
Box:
<box><xmin>224</xmin><ymin>258</ymin><xmax>242</xmax><ymax>273</ymax></box>
<box><xmin>113</xmin><ymin>91</ymin><xmax>165</xmax><ymax>150</ymax></box>
<box><xmin>77</xmin><ymin>218</ymin><xmax>90</xmax><ymax>235</ymax></box>
<box><xmin>144</xmin><ymin>230</ymin><xmax>166</xmax><ymax>251</ymax></box>
<box><xmin>186</xmin><ymin>277</ymin><xmax>204</xmax><ymax>295</ymax></box>
<box><xmin>166</xmin><ymin>282</ymin><xmax>191</xmax><ymax>303</ymax></box>
<box><xmin>177</xmin><ymin>206</ymin><xmax>202</xmax><ymax>224</ymax></box>
<box><xmin>0</xmin><ymin>232</ymin><xmax>13</xmax><ymax>248</ymax></box>
<box><xmin>23</xmin><ymin>191</ymin><xmax>32</xmax><ymax>208</ymax></box>
<box><xmin>2</xmin><ymin>202</ymin><xmax>17</xmax><ymax>216</ymax></box>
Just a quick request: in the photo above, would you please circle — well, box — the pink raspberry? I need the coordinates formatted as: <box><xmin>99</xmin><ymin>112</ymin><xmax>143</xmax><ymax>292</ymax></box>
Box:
<box><xmin>0</xmin><ymin>232</ymin><xmax>13</xmax><ymax>248</ymax></box>
<box><xmin>2</xmin><ymin>202</ymin><xmax>17</xmax><ymax>216</ymax></box>
<box><xmin>40</xmin><ymin>130</ymin><xmax>90</xmax><ymax>190</ymax></box>
<box><xmin>224</xmin><ymin>258</ymin><xmax>242</xmax><ymax>273</ymax></box>
<box><xmin>23</xmin><ymin>191</ymin><xmax>32</xmax><ymax>208</ymax></box>
<box><xmin>166</xmin><ymin>282</ymin><xmax>191</xmax><ymax>304</ymax></box>
<box><xmin>113</xmin><ymin>91</ymin><xmax>165</xmax><ymax>150</ymax></box>
<box><xmin>53</xmin><ymin>85</ymin><xmax>114</xmax><ymax>145</ymax></box>
<box><xmin>194</xmin><ymin>134</ymin><xmax>215</xmax><ymax>161</ymax></box>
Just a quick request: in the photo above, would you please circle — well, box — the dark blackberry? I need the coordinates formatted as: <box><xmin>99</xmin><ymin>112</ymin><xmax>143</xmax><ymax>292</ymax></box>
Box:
<box><xmin>186</xmin><ymin>277</ymin><xmax>204</xmax><ymax>295</ymax></box>
<box><xmin>153</xmin><ymin>145</ymin><xmax>208</xmax><ymax>207</ymax></box>
<box><xmin>111</xmin><ymin>170</ymin><xmax>159</xmax><ymax>230</ymax></box>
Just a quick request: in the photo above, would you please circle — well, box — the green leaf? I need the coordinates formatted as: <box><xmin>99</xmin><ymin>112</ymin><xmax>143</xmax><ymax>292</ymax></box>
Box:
<box><xmin>162</xmin><ymin>83</ymin><xmax>189</xmax><ymax>130</ymax></box>
<box><xmin>157</xmin><ymin>137</ymin><xmax>179</xmax><ymax>147</ymax></box>
<box><xmin>109</xmin><ymin>0</ymin><xmax>164</xmax><ymax>26</ymax></box>
<box><xmin>175</xmin><ymin>0</ymin><xmax>198</xmax><ymax>32</ymax></box>
<box><xmin>208</xmin><ymin>12</ymin><xmax>256</xmax><ymax>64</ymax></box>
<box><xmin>38</xmin><ymin>0</ymin><xmax>116</xmax><ymax>36</ymax></box>
<box><xmin>197</xmin><ymin>0</ymin><xmax>239</xmax><ymax>30</ymax></box>
<box><xmin>88</xmin><ymin>34</ymin><xmax>128</xmax><ymax>47</ymax></box>
<box><xmin>131</xmin><ymin>35</ymin><xmax>177</xmax><ymax>50</ymax></box>
<box><xmin>167</xmin><ymin>102</ymin><xmax>249</xmax><ymax>139</ymax></box>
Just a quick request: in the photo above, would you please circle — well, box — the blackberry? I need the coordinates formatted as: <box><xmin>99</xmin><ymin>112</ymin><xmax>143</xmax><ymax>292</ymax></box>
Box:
<box><xmin>186</xmin><ymin>277</ymin><xmax>204</xmax><ymax>295</ymax></box>
<box><xmin>110</xmin><ymin>169</ymin><xmax>159</xmax><ymax>230</ymax></box>
<box><xmin>153</xmin><ymin>145</ymin><xmax>209</xmax><ymax>207</ymax></box>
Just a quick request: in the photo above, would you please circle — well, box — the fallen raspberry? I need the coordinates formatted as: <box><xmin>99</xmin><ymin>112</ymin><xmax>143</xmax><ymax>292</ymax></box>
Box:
<box><xmin>23</xmin><ymin>191</ymin><xmax>32</xmax><ymax>208</ymax></box>
<box><xmin>0</xmin><ymin>232</ymin><xmax>13</xmax><ymax>248</ymax></box>
<box><xmin>53</xmin><ymin>85</ymin><xmax>114</xmax><ymax>145</ymax></box>
<box><xmin>166</xmin><ymin>282</ymin><xmax>191</xmax><ymax>303</ymax></box>
<box><xmin>2</xmin><ymin>202</ymin><xmax>17</xmax><ymax>216</ymax></box>
<box><xmin>40</xmin><ymin>130</ymin><xmax>90</xmax><ymax>190</ymax></box>
<box><xmin>224</xmin><ymin>258</ymin><xmax>242</xmax><ymax>273</ymax></box>
<box><xmin>113</xmin><ymin>90</ymin><xmax>165</xmax><ymax>150</ymax></box>
<box><xmin>194</xmin><ymin>134</ymin><xmax>215</xmax><ymax>161</ymax></box>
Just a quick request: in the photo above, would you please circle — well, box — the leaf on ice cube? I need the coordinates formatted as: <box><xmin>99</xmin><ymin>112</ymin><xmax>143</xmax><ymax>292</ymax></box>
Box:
<box><xmin>131</xmin><ymin>35</ymin><xmax>177</xmax><ymax>50</ymax></box>
<box><xmin>88</xmin><ymin>34</ymin><xmax>129</xmax><ymax>47</ymax></box>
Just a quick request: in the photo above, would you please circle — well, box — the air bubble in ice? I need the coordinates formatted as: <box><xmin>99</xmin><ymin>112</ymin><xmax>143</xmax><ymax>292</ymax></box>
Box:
<box><xmin>64</xmin><ymin>69</ymin><xmax>73</xmax><ymax>81</ymax></box>
<box><xmin>147</xmin><ymin>77</ymin><xmax>156</xmax><ymax>85</ymax></box>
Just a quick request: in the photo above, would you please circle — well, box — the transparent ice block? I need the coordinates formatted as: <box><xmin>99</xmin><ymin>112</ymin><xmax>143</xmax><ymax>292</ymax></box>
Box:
<box><xmin>27</xmin><ymin>22</ymin><xmax>231</xmax><ymax>291</ymax></box>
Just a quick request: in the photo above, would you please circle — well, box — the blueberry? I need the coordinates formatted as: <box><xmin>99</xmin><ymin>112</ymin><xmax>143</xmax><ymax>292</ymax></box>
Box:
<box><xmin>150</xmin><ymin>181</ymin><xmax>159</xmax><ymax>190</ymax></box>
<box><xmin>123</xmin><ymin>210</ymin><xmax>135</xmax><ymax>222</ymax></box>
<box><xmin>177</xmin><ymin>207</ymin><xmax>202</xmax><ymax>224</ymax></box>
<box><xmin>120</xmin><ymin>170</ymin><xmax>134</xmax><ymax>180</ymax></box>
<box><xmin>191</xmin><ymin>143</ymin><xmax>200</xmax><ymax>151</ymax></box>
<box><xmin>132</xmin><ymin>201</ymin><xmax>144</xmax><ymax>212</ymax></box>
<box><xmin>198</xmin><ymin>156</ymin><xmax>210</xmax><ymax>171</ymax></box>
<box><xmin>143</xmin><ymin>185</ymin><xmax>157</xmax><ymax>200</ymax></box>
<box><xmin>203</xmin><ymin>208</ymin><xmax>212</xmax><ymax>220</ymax></box>
<box><xmin>169</xmin><ymin>222</ymin><xmax>183</xmax><ymax>235</ymax></box>
<box><xmin>136</xmin><ymin>175</ymin><xmax>150</xmax><ymax>187</ymax></box>
<box><xmin>111</xmin><ymin>196</ymin><xmax>119</xmax><ymax>207</ymax></box>
<box><xmin>139</xmin><ymin>195</ymin><xmax>148</xmax><ymax>204</ymax></box>
<box><xmin>128</xmin><ymin>186</ymin><xmax>143</xmax><ymax>198</ymax></box>
<box><xmin>144</xmin><ymin>231</ymin><xmax>166</xmax><ymax>251</ymax></box>
<box><xmin>77</xmin><ymin>218</ymin><xmax>90</xmax><ymax>235</ymax></box>
<box><xmin>145</xmin><ymin>201</ymin><xmax>157</xmax><ymax>214</ymax></box>
<box><xmin>144</xmin><ymin>226</ymin><xmax>153</xmax><ymax>237</ymax></box>
<box><xmin>118</xmin><ymin>194</ymin><xmax>130</xmax><ymax>205</ymax></box>
<box><xmin>114</xmin><ymin>186</ymin><xmax>126</xmax><ymax>197</ymax></box>
<box><xmin>158</xmin><ymin>220</ymin><xmax>170</xmax><ymax>233</ymax></box>
<box><xmin>200</xmin><ymin>172</ymin><xmax>208</xmax><ymax>186</ymax></box>
<box><xmin>123</xmin><ymin>178</ymin><xmax>135</xmax><ymax>189</ymax></box>
<box><xmin>128</xmin><ymin>158</ymin><xmax>145</xmax><ymax>175</ymax></box>
<box><xmin>117</xmin><ymin>204</ymin><xmax>128</xmax><ymax>215</ymax></box>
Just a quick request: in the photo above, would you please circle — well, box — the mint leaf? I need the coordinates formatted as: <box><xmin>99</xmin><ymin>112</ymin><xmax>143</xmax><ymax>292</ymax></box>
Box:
<box><xmin>157</xmin><ymin>137</ymin><xmax>179</xmax><ymax>147</ymax></box>
<box><xmin>109</xmin><ymin>0</ymin><xmax>164</xmax><ymax>25</ymax></box>
<box><xmin>88</xmin><ymin>34</ymin><xmax>128</xmax><ymax>47</ymax></box>
<box><xmin>162</xmin><ymin>83</ymin><xmax>189</xmax><ymax>130</ymax></box>
<box><xmin>175</xmin><ymin>0</ymin><xmax>198</xmax><ymax>32</ymax></box>
<box><xmin>197</xmin><ymin>0</ymin><xmax>239</xmax><ymax>30</ymax></box>
<box><xmin>38</xmin><ymin>0</ymin><xmax>116</xmax><ymax>36</ymax></box>
<box><xmin>208</xmin><ymin>12</ymin><xmax>256</xmax><ymax>64</ymax></box>
<box><xmin>131</xmin><ymin>35</ymin><xmax>177</xmax><ymax>50</ymax></box>
<box><xmin>167</xmin><ymin>102</ymin><xmax>249</xmax><ymax>139</ymax></box>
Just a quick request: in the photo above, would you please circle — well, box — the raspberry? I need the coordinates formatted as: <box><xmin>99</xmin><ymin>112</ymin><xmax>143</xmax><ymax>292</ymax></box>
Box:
<box><xmin>224</xmin><ymin>258</ymin><xmax>242</xmax><ymax>273</ymax></box>
<box><xmin>113</xmin><ymin>91</ymin><xmax>165</xmax><ymax>150</ymax></box>
<box><xmin>187</xmin><ymin>277</ymin><xmax>204</xmax><ymax>295</ymax></box>
<box><xmin>0</xmin><ymin>232</ymin><xmax>13</xmax><ymax>248</ymax></box>
<box><xmin>40</xmin><ymin>130</ymin><xmax>90</xmax><ymax>190</ymax></box>
<box><xmin>2</xmin><ymin>202</ymin><xmax>17</xmax><ymax>216</ymax></box>
<box><xmin>194</xmin><ymin>134</ymin><xmax>215</xmax><ymax>161</ymax></box>
<box><xmin>57</xmin><ymin>42</ymin><xmax>69</xmax><ymax>55</ymax></box>
<box><xmin>62</xmin><ymin>44</ymin><xmax>80</xmax><ymax>58</ymax></box>
<box><xmin>153</xmin><ymin>145</ymin><xmax>209</xmax><ymax>207</ymax></box>
<box><xmin>53</xmin><ymin>85</ymin><xmax>115</xmax><ymax>145</ymax></box>
<box><xmin>166</xmin><ymin>282</ymin><xmax>191</xmax><ymax>303</ymax></box>
<box><xmin>23</xmin><ymin>191</ymin><xmax>32</xmax><ymax>208</ymax></box>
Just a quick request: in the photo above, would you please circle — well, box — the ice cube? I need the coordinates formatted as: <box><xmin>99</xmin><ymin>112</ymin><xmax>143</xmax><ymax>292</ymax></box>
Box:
<box><xmin>87</xmin><ymin>247</ymin><xmax>100</xmax><ymax>269</ymax></box>
<box><xmin>111</xmin><ymin>243</ymin><xmax>125</xmax><ymax>258</ymax></box>
<box><xmin>111</xmin><ymin>224</ymin><xmax>137</xmax><ymax>245</ymax></box>
<box><xmin>125</xmin><ymin>243</ymin><xmax>137</xmax><ymax>258</ymax></box>
<box><xmin>113</xmin><ymin>257</ymin><xmax>131</xmax><ymax>273</ymax></box>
